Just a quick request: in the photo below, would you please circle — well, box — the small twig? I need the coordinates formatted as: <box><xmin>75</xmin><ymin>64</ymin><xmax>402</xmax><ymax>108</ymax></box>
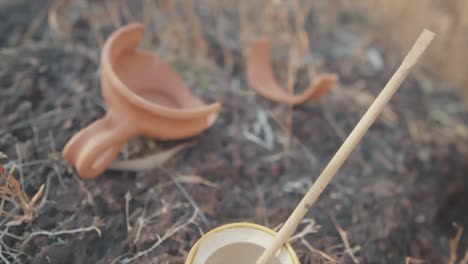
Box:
<box><xmin>156</xmin><ymin>175</ymin><xmax>218</xmax><ymax>190</ymax></box>
<box><xmin>14</xmin><ymin>144</ymin><xmax>25</xmax><ymax>192</ymax></box>
<box><xmin>0</xmin><ymin>227</ymin><xmax>23</xmax><ymax>241</ymax></box>
<box><xmin>171</xmin><ymin>176</ymin><xmax>209</xmax><ymax>225</ymax></box>
<box><xmin>29</xmin><ymin>111</ymin><xmax>40</xmax><ymax>146</ymax></box>
<box><xmin>48</xmin><ymin>130</ymin><xmax>57</xmax><ymax>154</ymax></box>
<box><xmin>82</xmin><ymin>1</ymin><xmax>104</xmax><ymax>47</ymax></box>
<box><xmin>212</xmin><ymin>0</ymin><xmax>233</xmax><ymax>72</ymax></box>
<box><xmin>3</xmin><ymin>160</ymin><xmax>50</xmax><ymax>169</ymax></box>
<box><xmin>288</xmin><ymin>218</ymin><xmax>320</xmax><ymax>242</ymax></box>
<box><xmin>0</xmin><ymin>247</ymin><xmax>9</xmax><ymax>264</ymax></box>
<box><xmin>331</xmin><ymin>214</ymin><xmax>359</xmax><ymax>263</ymax></box>
<box><xmin>22</xmin><ymin>2</ymin><xmax>49</xmax><ymax>43</ymax></box>
<box><xmin>301</xmin><ymin>238</ymin><xmax>337</xmax><ymax>263</ymax></box>
<box><xmin>36</xmin><ymin>175</ymin><xmax>50</xmax><ymax>212</ymax></box>
<box><xmin>48</xmin><ymin>0</ymin><xmax>73</xmax><ymax>41</ymax></box>
<box><xmin>105</xmin><ymin>0</ymin><xmax>121</xmax><ymax>28</ymax></box>
<box><xmin>20</xmin><ymin>219</ymin><xmax>101</xmax><ymax>247</ymax></box>
<box><xmin>186</xmin><ymin>0</ymin><xmax>207</xmax><ymax>64</ymax></box>
<box><xmin>157</xmin><ymin>166</ymin><xmax>209</xmax><ymax>225</ymax></box>
<box><xmin>52</xmin><ymin>161</ymin><xmax>66</xmax><ymax>188</ymax></box>
<box><xmin>285</xmin><ymin>38</ymin><xmax>298</xmax><ymax>154</ymax></box>
<box><xmin>449</xmin><ymin>222</ymin><xmax>464</xmax><ymax>264</ymax></box>
<box><xmin>48</xmin><ymin>130</ymin><xmax>66</xmax><ymax>187</ymax></box>
<box><xmin>243</xmin><ymin>110</ymin><xmax>275</xmax><ymax>150</ymax></box>
<box><xmin>141</xmin><ymin>0</ymin><xmax>153</xmax><ymax>49</ymax></box>
<box><xmin>238</xmin><ymin>0</ymin><xmax>248</xmax><ymax>46</ymax></box>
<box><xmin>145</xmin><ymin>203</ymin><xmax>186</xmax><ymax>224</ymax></box>
<box><xmin>459</xmin><ymin>249</ymin><xmax>468</xmax><ymax>264</ymax></box>
<box><xmin>28</xmin><ymin>184</ymin><xmax>44</xmax><ymax>210</ymax></box>
<box><xmin>133</xmin><ymin>216</ymin><xmax>145</xmax><ymax>245</ymax></box>
<box><xmin>125</xmin><ymin>191</ymin><xmax>132</xmax><ymax>231</ymax></box>
<box><xmin>261</xmin><ymin>0</ymin><xmax>275</xmax><ymax>37</ymax></box>
<box><xmin>56</xmin><ymin>214</ymin><xmax>78</xmax><ymax>230</ymax></box>
<box><xmin>109</xmin><ymin>142</ymin><xmax>194</xmax><ymax>171</ymax></box>
<box><xmin>253</xmin><ymin>178</ymin><xmax>269</xmax><ymax>226</ymax></box>
<box><xmin>133</xmin><ymin>192</ymin><xmax>151</xmax><ymax>244</ymax></box>
<box><xmin>120</xmin><ymin>0</ymin><xmax>134</xmax><ymax>22</ymax></box>
<box><xmin>72</xmin><ymin>172</ymin><xmax>96</xmax><ymax>207</ymax></box>
<box><xmin>259</xmin><ymin>103</ymin><xmax>319</xmax><ymax>167</ymax></box>
<box><xmin>63</xmin><ymin>43</ymin><xmax>100</xmax><ymax>65</ymax></box>
<box><xmin>0</xmin><ymin>206</ymin><xmax>20</xmax><ymax>227</ymax></box>
<box><xmin>119</xmin><ymin>209</ymin><xmax>198</xmax><ymax>263</ymax></box>
<box><xmin>321</xmin><ymin>101</ymin><xmax>347</xmax><ymax>142</ymax></box>
<box><xmin>406</xmin><ymin>256</ymin><xmax>426</xmax><ymax>264</ymax></box>
<box><xmin>0</xmin><ymin>237</ymin><xmax>23</xmax><ymax>256</ymax></box>
<box><xmin>0</xmin><ymin>238</ymin><xmax>24</xmax><ymax>264</ymax></box>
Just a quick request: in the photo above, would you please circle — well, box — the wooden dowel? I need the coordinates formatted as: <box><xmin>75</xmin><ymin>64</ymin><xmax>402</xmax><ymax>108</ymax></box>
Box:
<box><xmin>256</xmin><ymin>29</ymin><xmax>435</xmax><ymax>264</ymax></box>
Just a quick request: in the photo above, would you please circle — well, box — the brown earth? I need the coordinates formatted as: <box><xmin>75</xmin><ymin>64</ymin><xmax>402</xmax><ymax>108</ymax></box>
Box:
<box><xmin>1</xmin><ymin>1</ymin><xmax>467</xmax><ymax>263</ymax></box>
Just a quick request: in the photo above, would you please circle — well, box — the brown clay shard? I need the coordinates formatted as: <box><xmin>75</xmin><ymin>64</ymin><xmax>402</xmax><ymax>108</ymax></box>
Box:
<box><xmin>63</xmin><ymin>23</ymin><xmax>221</xmax><ymax>179</ymax></box>
<box><xmin>246</xmin><ymin>38</ymin><xmax>337</xmax><ymax>105</ymax></box>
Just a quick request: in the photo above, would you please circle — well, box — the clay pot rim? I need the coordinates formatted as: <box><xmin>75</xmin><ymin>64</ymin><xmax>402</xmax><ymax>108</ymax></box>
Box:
<box><xmin>101</xmin><ymin>22</ymin><xmax>222</xmax><ymax>119</ymax></box>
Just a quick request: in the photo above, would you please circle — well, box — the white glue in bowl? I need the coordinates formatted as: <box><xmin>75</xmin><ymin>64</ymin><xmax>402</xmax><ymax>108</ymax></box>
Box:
<box><xmin>185</xmin><ymin>222</ymin><xmax>300</xmax><ymax>264</ymax></box>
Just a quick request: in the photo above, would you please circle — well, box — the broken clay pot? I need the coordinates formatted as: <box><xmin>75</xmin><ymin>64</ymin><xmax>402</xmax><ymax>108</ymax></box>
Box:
<box><xmin>63</xmin><ymin>23</ymin><xmax>221</xmax><ymax>179</ymax></box>
<box><xmin>186</xmin><ymin>223</ymin><xmax>300</xmax><ymax>264</ymax></box>
<box><xmin>246</xmin><ymin>37</ymin><xmax>337</xmax><ymax>105</ymax></box>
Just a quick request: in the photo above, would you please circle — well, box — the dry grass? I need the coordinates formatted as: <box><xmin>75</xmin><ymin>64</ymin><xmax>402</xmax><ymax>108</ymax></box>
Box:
<box><xmin>0</xmin><ymin>157</ymin><xmax>102</xmax><ymax>262</ymax></box>
<box><xmin>45</xmin><ymin>0</ymin><xmax>467</xmax><ymax>98</ymax></box>
<box><xmin>355</xmin><ymin>0</ymin><xmax>468</xmax><ymax>97</ymax></box>
<box><xmin>0</xmin><ymin>164</ymin><xmax>45</xmax><ymax>227</ymax></box>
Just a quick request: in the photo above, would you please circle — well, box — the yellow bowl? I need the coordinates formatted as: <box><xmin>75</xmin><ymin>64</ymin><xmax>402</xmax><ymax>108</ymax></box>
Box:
<box><xmin>185</xmin><ymin>222</ymin><xmax>300</xmax><ymax>264</ymax></box>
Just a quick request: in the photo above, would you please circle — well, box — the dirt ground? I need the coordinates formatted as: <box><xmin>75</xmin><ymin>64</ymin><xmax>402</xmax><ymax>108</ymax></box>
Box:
<box><xmin>1</xmin><ymin>1</ymin><xmax>468</xmax><ymax>263</ymax></box>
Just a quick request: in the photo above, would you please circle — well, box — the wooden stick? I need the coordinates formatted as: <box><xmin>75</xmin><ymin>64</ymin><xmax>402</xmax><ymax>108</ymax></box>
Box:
<box><xmin>256</xmin><ymin>29</ymin><xmax>435</xmax><ymax>264</ymax></box>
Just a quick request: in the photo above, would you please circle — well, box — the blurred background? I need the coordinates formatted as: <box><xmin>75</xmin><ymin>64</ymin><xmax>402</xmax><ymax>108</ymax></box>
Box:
<box><xmin>0</xmin><ymin>0</ymin><xmax>467</xmax><ymax>263</ymax></box>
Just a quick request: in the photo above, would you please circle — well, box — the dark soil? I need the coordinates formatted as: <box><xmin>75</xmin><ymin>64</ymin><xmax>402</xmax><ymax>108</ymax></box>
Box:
<box><xmin>1</xmin><ymin>1</ymin><xmax>467</xmax><ymax>263</ymax></box>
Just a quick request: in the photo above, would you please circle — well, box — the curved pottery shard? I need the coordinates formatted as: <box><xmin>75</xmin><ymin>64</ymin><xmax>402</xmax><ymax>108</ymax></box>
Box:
<box><xmin>63</xmin><ymin>23</ymin><xmax>221</xmax><ymax>179</ymax></box>
<box><xmin>246</xmin><ymin>38</ymin><xmax>337</xmax><ymax>105</ymax></box>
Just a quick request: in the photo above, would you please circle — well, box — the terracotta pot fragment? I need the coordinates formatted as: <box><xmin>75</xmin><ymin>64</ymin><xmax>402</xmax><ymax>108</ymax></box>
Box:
<box><xmin>63</xmin><ymin>23</ymin><xmax>221</xmax><ymax>179</ymax></box>
<box><xmin>246</xmin><ymin>37</ymin><xmax>337</xmax><ymax>105</ymax></box>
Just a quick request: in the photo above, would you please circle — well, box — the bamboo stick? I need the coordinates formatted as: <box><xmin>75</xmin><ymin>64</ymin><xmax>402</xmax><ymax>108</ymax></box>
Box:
<box><xmin>256</xmin><ymin>29</ymin><xmax>435</xmax><ymax>264</ymax></box>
